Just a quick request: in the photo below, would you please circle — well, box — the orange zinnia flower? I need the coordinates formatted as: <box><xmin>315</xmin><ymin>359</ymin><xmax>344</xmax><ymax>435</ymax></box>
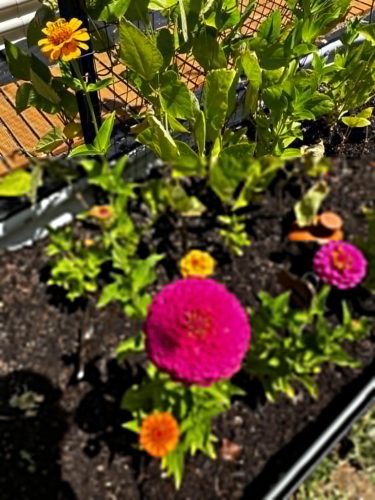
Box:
<box><xmin>180</xmin><ymin>249</ymin><xmax>215</xmax><ymax>278</ymax></box>
<box><xmin>88</xmin><ymin>205</ymin><xmax>113</xmax><ymax>221</ymax></box>
<box><xmin>140</xmin><ymin>412</ymin><xmax>180</xmax><ymax>458</ymax></box>
<box><xmin>38</xmin><ymin>18</ymin><xmax>90</xmax><ymax>62</ymax></box>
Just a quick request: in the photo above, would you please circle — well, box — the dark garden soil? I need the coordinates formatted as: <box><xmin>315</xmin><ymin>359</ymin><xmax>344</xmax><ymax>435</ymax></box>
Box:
<box><xmin>303</xmin><ymin>96</ymin><xmax>375</xmax><ymax>157</ymax></box>
<box><xmin>0</xmin><ymin>159</ymin><xmax>374</xmax><ymax>500</ymax></box>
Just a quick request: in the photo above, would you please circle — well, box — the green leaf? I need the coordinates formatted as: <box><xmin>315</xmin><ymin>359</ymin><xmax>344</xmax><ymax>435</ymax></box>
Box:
<box><xmin>15</xmin><ymin>83</ymin><xmax>60</xmax><ymax>114</ymax></box>
<box><xmin>162</xmin><ymin>448</ymin><xmax>185</xmax><ymax>489</ymax></box>
<box><xmin>86</xmin><ymin>0</ymin><xmax>132</xmax><ymax>20</ymax></box>
<box><xmin>60</xmin><ymin>90</ymin><xmax>79</xmax><ymax>120</ymax></box>
<box><xmin>342</xmin><ymin>107</ymin><xmax>373</xmax><ymax>128</ymax></box>
<box><xmin>357</xmin><ymin>107</ymin><xmax>374</xmax><ymax>120</ymax></box>
<box><xmin>257</xmin><ymin>10</ymin><xmax>281</xmax><ymax>42</ymax></box>
<box><xmin>193</xmin><ymin>109</ymin><xmax>206</xmax><ymax>156</ymax></box>
<box><xmin>160</xmin><ymin>71</ymin><xmax>195</xmax><ymax>120</ymax></box>
<box><xmin>156</xmin><ymin>28</ymin><xmax>175</xmax><ymax>71</ymax></box>
<box><xmin>280</xmin><ymin>148</ymin><xmax>301</xmax><ymax>159</ymax></box>
<box><xmin>116</xmin><ymin>335</ymin><xmax>145</xmax><ymax>360</ymax></box>
<box><xmin>358</xmin><ymin>24</ymin><xmax>375</xmax><ymax>45</ymax></box>
<box><xmin>122</xmin><ymin>419</ymin><xmax>140</xmax><ymax>433</ymax></box>
<box><xmin>149</xmin><ymin>0</ymin><xmax>178</xmax><ymax>9</ymax></box>
<box><xmin>308</xmin><ymin>92</ymin><xmax>334</xmax><ymax>117</ymax></box>
<box><xmin>167</xmin><ymin>115</ymin><xmax>189</xmax><ymax>133</ymax></box>
<box><xmin>35</xmin><ymin>127</ymin><xmax>64</xmax><ymax>153</ymax></box>
<box><xmin>203</xmin><ymin>69</ymin><xmax>237</xmax><ymax>142</ymax></box>
<box><xmin>137</xmin><ymin>115</ymin><xmax>179</xmax><ymax>162</ymax></box>
<box><xmin>119</xmin><ymin>18</ymin><xmax>163</xmax><ymax>81</ymax></box>
<box><xmin>294</xmin><ymin>180</ymin><xmax>330</xmax><ymax>227</ymax></box>
<box><xmin>125</xmin><ymin>0</ymin><xmax>150</xmax><ymax>23</ymax></box>
<box><xmin>30</xmin><ymin>69</ymin><xmax>61</xmax><ymax>104</ymax></box>
<box><xmin>178</xmin><ymin>0</ymin><xmax>188</xmax><ymax>42</ymax></box>
<box><xmin>172</xmin><ymin>141</ymin><xmax>205</xmax><ymax>177</ymax></box>
<box><xmin>131</xmin><ymin>254</ymin><xmax>164</xmax><ymax>292</ymax></box>
<box><xmin>27</xmin><ymin>5</ymin><xmax>55</xmax><ymax>47</ymax></box>
<box><xmin>0</xmin><ymin>170</ymin><xmax>31</xmax><ymax>197</ymax></box>
<box><xmin>68</xmin><ymin>144</ymin><xmax>100</xmax><ymax>157</ymax></box>
<box><xmin>210</xmin><ymin>143</ymin><xmax>255</xmax><ymax>203</ymax></box>
<box><xmin>94</xmin><ymin>112</ymin><xmax>116</xmax><ymax>153</ymax></box>
<box><xmin>86</xmin><ymin>78</ymin><xmax>114</xmax><ymax>92</ymax></box>
<box><xmin>4</xmin><ymin>39</ymin><xmax>31</xmax><ymax>80</ymax></box>
<box><xmin>240</xmin><ymin>49</ymin><xmax>262</xmax><ymax>114</ymax></box>
<box><xmin>168</xmin><ymin>184</ymin><xmax>206</xmax><ymax>216</ymax></box>
<box><xmin>192</xmin><ymin>29</ymin><xmax>227</xmax><ymax>71</ymax></box>
<box><xmin>342</xmin><ymin>117</ymin><xmax>371</xmax><ymax>128</ymax></box>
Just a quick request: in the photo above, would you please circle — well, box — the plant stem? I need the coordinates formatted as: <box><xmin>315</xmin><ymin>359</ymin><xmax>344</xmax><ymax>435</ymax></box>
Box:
<box><xmin>71</xmin><ymin>60</ymin><xmax>100</xmax><ymax>137</ymax></box>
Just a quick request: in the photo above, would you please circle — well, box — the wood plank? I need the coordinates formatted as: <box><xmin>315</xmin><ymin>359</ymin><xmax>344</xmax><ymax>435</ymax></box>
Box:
<box><xmin>0</xmin><ymin>123</ymin><xmax>30</xmax><ymax>172</ymax></box>
<box><xmin>1</xmin><ymin>83</ymin><xmax>55</xmax><ymax>138</ymax></box>
<box><xmin>0</xmin><ymin>88</ymin><xmax>41</xmax><ymax>150</ymax></box>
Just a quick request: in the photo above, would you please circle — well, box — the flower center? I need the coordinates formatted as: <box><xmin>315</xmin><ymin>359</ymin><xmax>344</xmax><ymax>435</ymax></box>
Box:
<box><xmin>98</xmin><ymin>207</ymin><xmax>110</xmax><ymax>217</ymax></box>
<box><xmin>183</xmin><ymin>308</ymin><xmax>212</xmax><ymax>338</ymax></box>
<box><xmin>331</xmin><ymin>246</ymin><xmax>352</xmax><ymax>272</ymax></box>
<box><xmin>48</xmin><ymin>21</ymin><xmax>72</xmax><ymax>45</ymax></box>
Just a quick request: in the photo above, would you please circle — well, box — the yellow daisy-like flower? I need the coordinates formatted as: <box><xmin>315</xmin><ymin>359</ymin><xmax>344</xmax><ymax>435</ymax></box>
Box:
<box><xmin>38</xmin><ymin>18</ymin><xmax>90</xmax><ymax>62</ymax></box>
<box><xmin>180</xmin><ymin>249</ymin><xmax>215</xmax><ymax>278</ymax></box>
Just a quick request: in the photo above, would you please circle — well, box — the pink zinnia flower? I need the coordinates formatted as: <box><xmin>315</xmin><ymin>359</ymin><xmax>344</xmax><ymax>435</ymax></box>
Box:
<box><xmin>313</xmin><ymin>241</ymin><xmax>367</xmax><ymax>289</ymax></box>
<box><xmin>145</xmin><ymin>279</ymin><xmax>251</xmax><ymax>386</ymax></box>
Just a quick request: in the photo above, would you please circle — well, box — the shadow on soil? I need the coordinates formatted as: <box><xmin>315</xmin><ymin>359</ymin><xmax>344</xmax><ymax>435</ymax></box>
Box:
<box><xmin>73</xmin><ymin>357</ymin><xmax>143</xmax><ymax>469</ymax></box>
<box><xmin>0</xmin><ymin>370</ymin><xmax>76</xmax><ymax>500</ymax></box>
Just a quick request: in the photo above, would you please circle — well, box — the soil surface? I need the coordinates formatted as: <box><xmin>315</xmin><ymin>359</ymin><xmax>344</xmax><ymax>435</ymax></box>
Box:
<box><xmin>303</xmin><ymin>96</ymin><xmax>375</xmax><ymax>158</ymax></box>
<box><xmin>0</xmin><ymin>159</ymin><xmax>374</xmax><ymax>500</ymax></box>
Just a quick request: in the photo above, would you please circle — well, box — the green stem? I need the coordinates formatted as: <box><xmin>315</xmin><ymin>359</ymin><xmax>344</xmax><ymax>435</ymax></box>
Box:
<box><xmin>71</xmin><ymin>60</ymin><xmax>99</xmax><ymax>137</ymax></box>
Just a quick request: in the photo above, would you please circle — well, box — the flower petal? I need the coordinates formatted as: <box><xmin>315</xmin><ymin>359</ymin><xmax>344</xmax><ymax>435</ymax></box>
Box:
<box><xmin>50</xmin><ymin>48</ymin><xmax>62</xmax><ymax>60</ymax></box>
<box><xmin>73</xmin><ymin>30</ymin><xmax>90</xmax><ymax>41</ymax></box>
<box><xmin>77</xmin><ymin>42</ymin><xmax>89</xmax><ymax>51</ymax></box>
<box><xmin>68</xmin><ymin>18</ymin><xmax>83</xmax><ymax>31</ymax></box>
<box><xmin>38</xmin><ymin>38</ymin><xmax>49</xmax><ymax>46</ymax></box>
<box><xmin>39</xmin><ymin>44</ymin><xmax>53</xmax><ymax>53</ymax></box>
<box><xmin>61</xmin><ymin>42</ymin><xmax>81</xmax><ymax>61</ymax></box>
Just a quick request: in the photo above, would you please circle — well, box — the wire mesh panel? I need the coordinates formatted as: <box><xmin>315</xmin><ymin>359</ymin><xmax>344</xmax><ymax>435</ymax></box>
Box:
<box><xmin>240</xmin><ymin>0</ymin><xmax>292</xmax><ymax>34</ymax></box>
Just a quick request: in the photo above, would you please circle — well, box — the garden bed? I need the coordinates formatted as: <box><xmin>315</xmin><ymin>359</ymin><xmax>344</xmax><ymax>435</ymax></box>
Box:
<box><xmin>0</xmin><ymin>158</ymin><xmax>374</xmax><ymax>500</ymax></box>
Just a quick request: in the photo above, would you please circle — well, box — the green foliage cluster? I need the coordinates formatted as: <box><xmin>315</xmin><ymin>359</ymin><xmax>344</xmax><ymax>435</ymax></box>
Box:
<box><xmin>118</xmin><ymin>358</ymin><xmax>243</xmax><ymax>487</ymax></box>
<box><xmin>356</xmin><ymin>210</ymin><xmax>375</xmax><ymax>293</ymax></box>
<box><xmin>246</xmin><ymin>286</ymin><xmax>371</xmax><ymax>401</ymax></box>
<box><xmin>47</xmin><ymin>156</ymin><xmax>162</xmax><ymax>318</ymax></box>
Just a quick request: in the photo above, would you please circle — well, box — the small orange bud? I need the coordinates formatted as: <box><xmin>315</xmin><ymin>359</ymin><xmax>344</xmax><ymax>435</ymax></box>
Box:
<box><xmin>83</xmin><ymin>238</ymin><xmax>95</xmax><ymax>248</ymax></box>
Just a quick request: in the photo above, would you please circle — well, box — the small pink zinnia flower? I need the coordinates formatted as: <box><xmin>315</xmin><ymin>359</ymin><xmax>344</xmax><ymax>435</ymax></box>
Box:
<box><xmin>313</xmin><ymin>241</ymin><xmax>367</xmax><ymax>289</ymax></box>
<box><xmin>145</xmin><ymin>279</ymin><xmax>250</xmax><ymax>386</ymax></box>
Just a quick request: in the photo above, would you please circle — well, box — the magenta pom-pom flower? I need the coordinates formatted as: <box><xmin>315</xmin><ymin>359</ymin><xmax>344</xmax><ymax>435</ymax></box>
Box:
<box><xmin>145</xmin><ymin>278</ymin><xmax>251</xmax><ymax>386</ymax></box>
<box><xmin>313</xmin><ymin>241</ymin><xmax>367</xmax><ymax>290</ymax></box>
